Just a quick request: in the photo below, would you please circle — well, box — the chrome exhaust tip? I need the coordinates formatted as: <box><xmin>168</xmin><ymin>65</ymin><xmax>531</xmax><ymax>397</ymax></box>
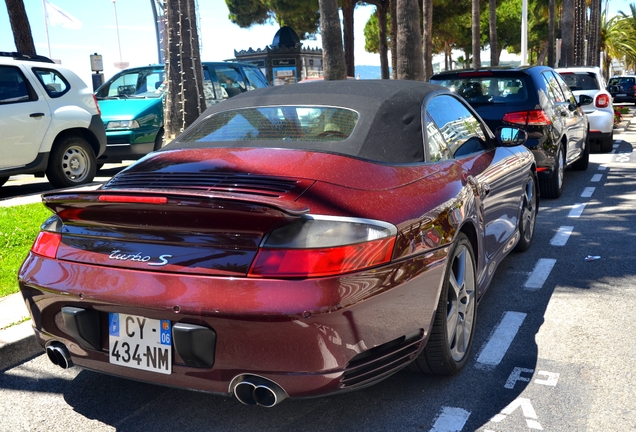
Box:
<box><xmin>231</xmin><ymin>375</ymin><xmax>288</xmax><ymax>407</ymax></box>
<box><xmin>45</xmin><ymin>342</ymin><xmax>73</xmax><ymax>369</ymax></box>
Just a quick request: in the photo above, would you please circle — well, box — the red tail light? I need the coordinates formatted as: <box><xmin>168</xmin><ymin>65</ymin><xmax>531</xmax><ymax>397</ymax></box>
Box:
<box><xmin>503</xmin><ymin>110</ymin><xmax>552</xmax><ymax>126</ymax></box>
<box><xmin>248</xmin><ymin>216</ymin><xmax>397</xmax><ymax>278</ymax></box>
<box><xmin>98</xmin><ymin>195</ymin><xmax>168</xmax><ymax>204</ymax></box>
<box><xmin>596</xmin><ymin>94</ymin><xmax>610</xmax><ymax>108</ymax></box>
<box><xmin>32</xmin><ymin>231</ymin><xmax>61</xmax><ymax>258</ymax></box>
<box><xmin>93</xmin><ymin>94</ymin><xmax>102</xmax><ymax>117</ymax></box>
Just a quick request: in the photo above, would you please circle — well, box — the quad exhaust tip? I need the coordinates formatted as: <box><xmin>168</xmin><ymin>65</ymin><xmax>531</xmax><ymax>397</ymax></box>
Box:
<box><xmin>231</xmin><ymin>375</ymin><xmax>288</xmax><ymax>407</ymax></box>
<box><xmin>45</xmin><ymin>341</ymin><xmax>73</xmax><ymax>369</ymax></box>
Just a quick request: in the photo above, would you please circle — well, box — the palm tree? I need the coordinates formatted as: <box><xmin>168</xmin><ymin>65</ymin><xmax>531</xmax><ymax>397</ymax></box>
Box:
<box><xmin>587</xmin><ymin>0</ymin><xmax>602</xmax><ymax>67</ymax></box>
<box><xmin>601</xmin><ymin>12</ymin><xmax>636</xmax><ymax>77</ymax></box>
<box><xmin>489</xmin><ymin>0</ymin><xmax>498</xmax><ymax>67</ymax></box>
<box><xmin>471</xmin><ymin>0</ymin><xmax>481</xmax><ymax>68</ymax></box>
<box><xmin>422</xmin><ymin>0</ymin><xmax>434</xmax><ymax>79</ymax></box>
<box><xmin>319</xmin><ymin>0</ymin><xmax>347</xmax><ymax>80</ymax></box>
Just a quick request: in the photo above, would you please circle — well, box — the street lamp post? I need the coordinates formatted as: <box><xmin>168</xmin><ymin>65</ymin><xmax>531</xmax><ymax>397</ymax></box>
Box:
<box><xmin>112</xmin><ymin>0</ymin><xmax>128</xmax><ymax>69</ymax></box>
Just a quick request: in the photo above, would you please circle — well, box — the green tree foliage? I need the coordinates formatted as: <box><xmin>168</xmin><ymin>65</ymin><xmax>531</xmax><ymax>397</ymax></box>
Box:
<box><xmin>225</xmin><ymin>0</ymin><xmax>320</xmax><ymax>39</ymax></box>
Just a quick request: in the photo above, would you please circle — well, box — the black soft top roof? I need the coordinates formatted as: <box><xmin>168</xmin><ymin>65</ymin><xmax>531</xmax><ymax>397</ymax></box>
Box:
<box><xmin>169</xmin><ymin>80</ymin><xmax>449</xmax><ymax>164</ymax></box>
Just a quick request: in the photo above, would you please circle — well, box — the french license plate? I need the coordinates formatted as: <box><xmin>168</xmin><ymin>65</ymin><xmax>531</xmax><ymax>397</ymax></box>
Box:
<box><xmin>109</xmin><ymin>313</ymin><xmax>172</xmax><ymax>374</ymax></box>
<box><xmin>617</xmin><ymin>93</ymin><xmax>627</xmax><ymax>97</ymax></box>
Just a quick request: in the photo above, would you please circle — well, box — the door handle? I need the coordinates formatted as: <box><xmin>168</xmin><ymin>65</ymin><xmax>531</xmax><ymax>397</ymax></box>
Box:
<box><xmin>30</xmin><ymin>112</ymin><xmax>45</xmax><ymax>118</ymax></box>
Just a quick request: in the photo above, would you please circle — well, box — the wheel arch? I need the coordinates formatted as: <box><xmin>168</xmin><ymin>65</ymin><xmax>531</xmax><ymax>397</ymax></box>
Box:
<box><xmin>52</xmin><ymin>128</ymin><xmax>100</xmax><ymax>158</ymax></box>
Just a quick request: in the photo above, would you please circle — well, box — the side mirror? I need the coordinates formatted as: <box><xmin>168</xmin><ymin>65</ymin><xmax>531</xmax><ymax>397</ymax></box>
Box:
<box><xmin>577</xmin><ymin>94</ymin><xmax>594</xmax><ymax>106</ymax></box>
<box><xmin>496</xmin><ymin>127</ymin><xmax>527</xmax><ymax>147</ymax></box>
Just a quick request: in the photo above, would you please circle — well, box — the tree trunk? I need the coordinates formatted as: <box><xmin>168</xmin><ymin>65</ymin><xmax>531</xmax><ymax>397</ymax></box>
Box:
<box><xmin>377</xmin><ymin>2</ymin><xmax>390</xmax><ymax>79</ymax></box>
<box><xmin>396</xmin><ymin>0</ymin><xmax>424</xmax><ymax>80</ymax></box>
<box><xmin>5</xmin><ymin>0</ymin><xmax>36</xmax><ymax>55</ymax></box>
<box><xmin>319</xmin><ymin>0</ymin><xmax>347</xmax><ymax>80</ymax></box>
<box><xmin>163</xmin><ymin>0</ymin><xmax>206</xmax><ymax>143</ymax></box>
<box><xmin>422</xmin><ymin>0</ymin><xmax>433</xmax><ymax>80</ymax></box>
<box><xmin>587</xmin><ymin>0</ymin><xmax>601</xmax><ymax>67</ymax></box>
<box><xmin>342</xmin><ymin>0</ymin><xmax>355</xmax><ymax>78</ymax></box>
<box><xmin>471</xmin><ymin>0</ymin><xmax>481</xmax><ymax>68</ymax></box>
<box><xmin>390</xmin><ymin>0</ymin><xmax>398</xmax><ymax>79</ymax></box>
<box><xmin>489</xmin><ymin>0</ymin><xmax>497</xmax><ymax>67</ymax></box>
<box><xmin>559</xmin><ymin>0</ymin><xmax>574</xmax><ymax>67</ymax></box>
<box><xmin>548</xmin><ymin>0</ymin><xmax>555</xmax><ymax>67</ymax></box>
<box><xmin>573</xmin><ymin>0</ymin><xmax>586</xmax><ymax>66</ymax></box>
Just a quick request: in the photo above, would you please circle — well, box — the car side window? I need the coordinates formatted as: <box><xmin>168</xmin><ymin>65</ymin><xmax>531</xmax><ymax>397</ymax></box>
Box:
<box><xmin>214</xmin><ymin>65</ymin><xmax>247</xmax><ymax>99</ymax></box>
<box><xmin>242</xmin><ymin>66</ymin><xmax>268</xmax><ymax>89</ymax></box>
<box><xmin>0</xmin><ymin>66</ymin><xmax>31</xmax><ymax>104</ymax></box>
<box><xmin>542</xmin><ymin>71</ymin><xmax>566</xmax><ymax>103</ymax></box>
<box><xmin>201</xmin><ymin>66</ymin><xmax>217</xmax><ymax>106</ymax></box>
<box><xmin>425</xmin><ymin>95</ymin><xmax>487</xmax><ymax>161</ymax></box>
<box><xmin>32</xmin><ymin>67</ymin><xmax>70</xmax><ymax>98</ymax></box>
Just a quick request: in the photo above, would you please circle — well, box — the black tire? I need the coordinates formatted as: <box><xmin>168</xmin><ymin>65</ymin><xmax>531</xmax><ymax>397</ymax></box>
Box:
<box><xmin>0</xmin><ymin>177</ymin><xmax>8</xmax><ymax>187</ymax></box>
<box><xmin>514</xmin><ymin>174</ymin><xmax>538</xmax><ymax>252</ymax></box>
<box><xmin>409</xmin><ymin>233</ymin><xmax>477</xmax><ymax>375</ymax></box>
<box><xmin>571</xmin><ymin>133</ymin><xmax>589</xmax><ymax>171</ymax></box>
<box><xmin>539</xmin><ymin>145</ymin><xmax>564</xmax><ymax>199</ymax></box>
<box><xmin>46</xmin><ymin>136</ymin><xmax>96</xmax><ymax>188</ymax></box>
<box><xmin>96</xmin><ymin>163</ymin><xmax>104</xmax><ymax>172</ymax></box>
<box><xmin>153</xmin><ymin>128</ymin><xmax>165</xmax><ymax>151</ymax></box>
<box><xmin>600</xmin><ymin>131</ymin><xmax>614</xmax><ymax>153</ymax></box>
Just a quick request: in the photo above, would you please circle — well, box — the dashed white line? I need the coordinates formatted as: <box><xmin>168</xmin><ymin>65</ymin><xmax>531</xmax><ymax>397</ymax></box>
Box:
<box><xmin>476</xmin><ymin>311</ymin><xmax>526</xmax><ymax>368</ymax></box>
<box><xmin>598</xmin><ymin>165</ymin><xmax>607</xmax><ymax>170</ymax></box>
<box><xmin>568</xmin><ymin>203</ymin><xmax>587</xmax><ymax>218</ymax></box>
<box><xmin>524</xmin><ymin>258</ymin><xmax>556</xmax><ymax>289</ymax></box>
<box><xmin>581</xmin><ymin>187</ymin><xmax>595</xmax><ymax>198</ymax></box>
<box><xmin>591</xmin><ymin>174</ymin><xmax>603</xmax><ymax>182</ymax></box>
<box><xmin>430</xmin><ymin>407</ymin><xmax>471</xmax><ymax>432</ymax></box>
<box><xmin>550</xmin><ymin>226</ymin><xmax>573</xmax><ymax>246</ymax></box>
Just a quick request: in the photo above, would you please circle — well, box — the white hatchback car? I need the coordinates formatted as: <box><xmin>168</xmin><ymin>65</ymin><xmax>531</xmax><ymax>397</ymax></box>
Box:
<box><xmin>0</xmin><ymin>52</ymin><xmax>106</xmax><ymax>188</ymax></box>
<box><xmin>556</xmin><ymin>67</ymin><xmax>614</xmax><ymax>153</ymax></box>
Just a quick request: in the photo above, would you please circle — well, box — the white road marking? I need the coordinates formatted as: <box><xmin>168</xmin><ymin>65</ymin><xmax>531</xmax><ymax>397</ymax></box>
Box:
<box><xmin>489</xmin><ymin>397</ymin><xmax>543</xmax><ymax>430</ymax></box>
<box><xmin>550</xmin><ymin>226</ymin><xmax>573</xmax><ymax>246</ymax></box>
<box><xmin>535</xmin><ymin>371</ymin><xmax>560</xmax><ymax>386</ymax></box>
<box><xmin>581</xmin><ymin>187</ymin><xmax>595</xmax><ymax>198</ymax></box>
<box><xmin>524</xmin><ymin>258</ymin><xmax>556</xmax><ymax>290</ymax></box>
<box><xmin>430</xmin><ymin>406</ymin><xmax>471</xmax><ymax>432</ymax></box>
<box><xmin>476</xmin><ymin>311</ymin><xmax>526</xmax><ymax>368</ymax></box>
<box><xmin>591</xmin><ymin>174</ymin><xmax>603</xmax><ymax>182</ymax></box>
<box><xmin>505</xmin><ymin>367</ymin><xmax>534</xmax><ymax>389</ymax></box>
<box><xmin>613</xmin><ymin>143</ymin><xmax>619</xmax><ymax>148</ymax></box>
<box><xmin>597</xmin><ymin>165</ymin><xmax>607</xmax><ymax>170</ymax></box>
<box><xmin>568</xmin><ymin>203</ymin><xmax>587</xmax><ymax>218</ymax></box>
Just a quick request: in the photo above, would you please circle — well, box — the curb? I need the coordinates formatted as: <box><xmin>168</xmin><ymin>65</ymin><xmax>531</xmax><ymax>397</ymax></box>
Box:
<box><xmin>0</xmin><ymin>321</ymin><xmax>40</xmax><ymax>370</ymax></box>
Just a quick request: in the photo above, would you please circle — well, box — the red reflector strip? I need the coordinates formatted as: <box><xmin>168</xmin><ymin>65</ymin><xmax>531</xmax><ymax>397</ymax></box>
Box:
<box><xmin>98</xmin><ymin>195</ymin><xmax>168</xmax><ymax>204</ymax></box>
<box><xmin>536</xmin><ymin>167</ymin><xmax>548</xmax><ymax>172</ymax></box>
<box><xmin>31</xmin><ymin>231</ymin><xmax>61</xmax><ymax>258</ymax></box>
<box><xmin>248</xmin><ymin>237</ymin><xmax>396</xmax><ymax>278</ymax></box>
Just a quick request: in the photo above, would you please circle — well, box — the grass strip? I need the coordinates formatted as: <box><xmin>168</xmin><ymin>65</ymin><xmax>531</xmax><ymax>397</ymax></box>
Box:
<box><xmin>0</xmin><ymin>203</ymin><xmax>52</xmax><ymax>297</ymax></box>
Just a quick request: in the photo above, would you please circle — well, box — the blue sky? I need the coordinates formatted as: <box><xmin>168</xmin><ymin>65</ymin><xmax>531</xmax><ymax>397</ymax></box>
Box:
<box><xmin>1</xmin><ymin>0</ymin><xmax>633</xmax><ymax>86</ymax></box>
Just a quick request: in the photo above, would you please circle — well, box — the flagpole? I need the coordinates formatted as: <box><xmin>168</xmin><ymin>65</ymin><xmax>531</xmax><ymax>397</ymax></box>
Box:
<box><xmin>42</xmin><ymin>0</ymin><xmax>52</xmax><ymax>58</ymax></box>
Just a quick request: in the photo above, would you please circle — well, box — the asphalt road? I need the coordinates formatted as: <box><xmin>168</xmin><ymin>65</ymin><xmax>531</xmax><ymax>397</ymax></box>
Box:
<box><xmin>2</xmin><ymin>132</ymin><xmax>636</xmax><ymax>431</ymax></box>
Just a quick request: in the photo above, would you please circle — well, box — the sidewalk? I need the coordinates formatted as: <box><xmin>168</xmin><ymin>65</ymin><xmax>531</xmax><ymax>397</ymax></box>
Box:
<box><xmin>0</xmin><ymin>293</ymin><xmax>40</xmax><ymax>370</ymax></box>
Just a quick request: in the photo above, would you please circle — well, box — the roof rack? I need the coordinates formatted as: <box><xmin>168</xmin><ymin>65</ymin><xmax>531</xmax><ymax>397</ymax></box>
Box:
<box><xmin>0</xmin><ymin>51</ymin><xmax>55</xmax><ymax>63</ymax></box>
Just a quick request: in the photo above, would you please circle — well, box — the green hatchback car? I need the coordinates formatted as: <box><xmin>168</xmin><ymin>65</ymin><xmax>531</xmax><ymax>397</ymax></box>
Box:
<box><xmin>94</xmin><ymin>61</ymin><xmax>269</xmax><ymax>164</ymax></box>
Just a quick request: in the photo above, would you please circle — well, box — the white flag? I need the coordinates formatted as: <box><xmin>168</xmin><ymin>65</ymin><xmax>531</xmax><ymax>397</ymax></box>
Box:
<box><xmin>45</xmin><ymin>1</ymin><xmax>82</xmax><ymax>30</ymax></box>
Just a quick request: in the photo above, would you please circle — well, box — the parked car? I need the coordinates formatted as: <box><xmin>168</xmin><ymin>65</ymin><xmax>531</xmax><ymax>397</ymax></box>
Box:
<box><xmin>94</xmin><ymin>61</ymin><xmax>268</xmax><ymax>165</ymax></box>
<box><xmin>556</xmin><ymin>66</ymin><xmax>614</xmax><ymax>153</ymax></box>
<box><xmin>607</xmin><ymin>75</ymin><xmax>636</xmax><ymax>103</ymax></box>
<box><xmin>0</xmin><ymin>52</ymin><xmax>106</xmax><ymax>188</ymax></box>
<box><xmin>19</xmin><ymin>80</ymin><xmax>538</xmax><ymax>406</ymax></box>
<box><xmin>430</xmin><ymin>66</ymin><xmax>590</xmax><ymax>198</ymax></box>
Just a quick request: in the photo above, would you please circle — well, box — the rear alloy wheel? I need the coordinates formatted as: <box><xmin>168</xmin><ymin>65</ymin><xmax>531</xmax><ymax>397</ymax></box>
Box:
<box><xmin>600</xmin><ymin>131</ymin><xmax>614</xmax><ymax>153</ymax></box>
<box><xmin>572</xmin><ymin>133</ymin><xmax>589</xmax><ymax>171</ymax></box>
<box><xmin>514</xmin><ymin>174</ymin><xmax>537</xmax><ymax>252</ymax></box>
<box><xmin>409</xmin><ymin>233</ymin><xmax>476</xmax><ymax>374</ymax></box>
<box><xmin>539</xmin><ymin>145</ymin><xmax>564</xmax><ymax>199</ymax></box>
<box><xmin>46</xmin><ymin>136</ymin><xmax>97</xmax><ymax>188</ymax></box>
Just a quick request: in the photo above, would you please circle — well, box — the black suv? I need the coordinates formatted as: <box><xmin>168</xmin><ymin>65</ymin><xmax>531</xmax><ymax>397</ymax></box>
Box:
<box><xmin>607</xmin><ymin>75</ymin><xmax>636</xmax><ymax>103</ymax></box>
<box><xmin>430</xmin><ymin>66</ymin><xmax>589</xmax><ymax>198</ymax></box>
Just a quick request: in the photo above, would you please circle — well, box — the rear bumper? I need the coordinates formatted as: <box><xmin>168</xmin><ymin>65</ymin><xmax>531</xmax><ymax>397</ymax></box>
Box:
<box><xmin>19</xmin><ymin>250</ymin><xmax>447</xmax><ymax>398</ymax></box>
<box><xmin>583</xmin><ymin>108</ymin><xmax>614</xmax><ymax>135</ymax></box>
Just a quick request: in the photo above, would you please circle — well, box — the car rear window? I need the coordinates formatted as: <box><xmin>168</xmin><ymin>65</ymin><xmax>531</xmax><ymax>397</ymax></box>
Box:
<box><xmin>609</xmin><ymin>77</ymin><xmax>635</xmax><ymax>86</ymax></box>
<box><xmin>430</xmin><ymin>76</ymin><xmax>529</xmax><ymax>103</ymax></box>
<box><xmin>558</xmin><ymin>72</ymin><xmax>599</xmax><ymax>91</ymax></box>
<box><xmin>179</xmin><ymin>106</ymin><xmax>359</xmax><ymax>143</ymax></box>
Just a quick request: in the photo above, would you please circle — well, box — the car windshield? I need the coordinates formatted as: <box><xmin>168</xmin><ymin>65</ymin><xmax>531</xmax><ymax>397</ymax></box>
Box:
<box><xmin>179</xmin><ymin>106</ymin><xmax>359</xmax><ymax>143</ymax></box>
<box><xmin>430</xmin><ymin>76</ymin><xmax>529</xmax><ymax>104</ymax></box>
<box><xmin>96</xmin><ymin>68</ymin><xmax>165</xmax><ymax>99</ymax></box>
<box><xmin>559</xmin><ymin>72</ymin><xmax>599</xmax><ymax>91</ymax></box>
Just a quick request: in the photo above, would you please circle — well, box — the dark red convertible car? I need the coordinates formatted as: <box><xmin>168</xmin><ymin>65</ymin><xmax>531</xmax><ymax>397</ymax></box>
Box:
<box><xmin>19</xmin><ymin>80</ymin><xmax>537</xmax><ymax>407</ymax></box>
